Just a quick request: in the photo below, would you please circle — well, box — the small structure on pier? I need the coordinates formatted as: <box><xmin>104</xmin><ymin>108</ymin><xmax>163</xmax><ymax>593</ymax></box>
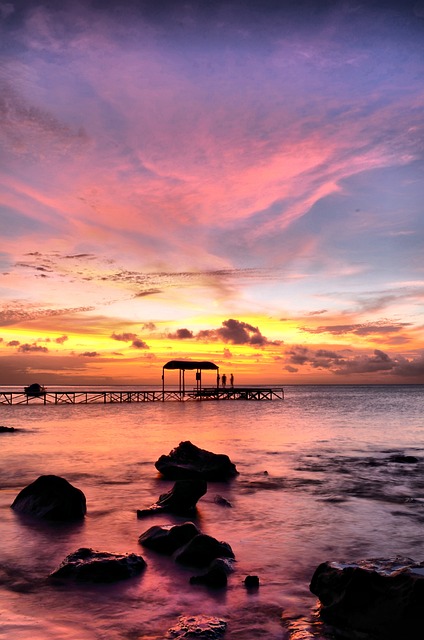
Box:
<box><xmin>162</xmin><ymin>360</ymin><xmax>219</xmax><ymax>396</ymax></box>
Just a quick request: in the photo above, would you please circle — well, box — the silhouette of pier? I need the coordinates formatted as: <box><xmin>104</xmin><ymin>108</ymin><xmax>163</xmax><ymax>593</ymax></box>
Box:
<box><xmin>0</xmin><ymin>387</ymin><xmax>284</xmax><ymax>405</ymax></box>
<box><xmin>1</xmin><ymin>360</ymin><xmax>284</xmax><ymax>405</ymax></box>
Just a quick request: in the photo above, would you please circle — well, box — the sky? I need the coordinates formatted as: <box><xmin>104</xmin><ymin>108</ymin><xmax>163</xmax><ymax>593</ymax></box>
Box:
<box><xmin>1</xmin><ymin>0</ymin><xmax>423</xmax><ymax>386</ymax></box>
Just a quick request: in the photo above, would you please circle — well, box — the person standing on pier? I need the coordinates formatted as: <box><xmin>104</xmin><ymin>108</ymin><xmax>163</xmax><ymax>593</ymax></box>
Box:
<box><xmin>221</xmin><ymin>373</ymin><xmax>227</xmax><ymax>389</ymax></box>
<box><xmin>230</xmin><ymin>373</ymin><xmax>234</xmax><ymax>388</ymax></box>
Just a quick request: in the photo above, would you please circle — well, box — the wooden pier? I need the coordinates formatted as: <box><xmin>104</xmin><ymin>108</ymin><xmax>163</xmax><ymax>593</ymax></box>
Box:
<box><xmin>0</xmin><ymin>387</ymin><xmax>284</xmax><ymax>405</ymax></box>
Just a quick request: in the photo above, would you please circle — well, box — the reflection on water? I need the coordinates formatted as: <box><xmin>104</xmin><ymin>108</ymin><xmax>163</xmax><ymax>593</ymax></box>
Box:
<box><xmin>0</xmin><ymin>385</ymin><xmax>423</xmax><ymax>639</ymax></box>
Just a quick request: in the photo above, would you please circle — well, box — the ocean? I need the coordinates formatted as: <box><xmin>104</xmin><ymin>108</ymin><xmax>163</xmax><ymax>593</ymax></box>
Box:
<box><xmin>0</xmin><ymin>385</ymin><xmax>423</xmax><ymax>639</ymax></box>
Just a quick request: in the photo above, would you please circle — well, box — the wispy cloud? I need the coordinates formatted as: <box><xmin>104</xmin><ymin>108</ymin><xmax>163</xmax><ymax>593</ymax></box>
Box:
<box><xmin>0</xmin><ymin>303</ymin><xmax>95</xmax><ymax>327</ymax></box>
<box><xmin>300</xmin><ymin>321</ymin><xmax>410</xmax><ymax>336</ymax></box>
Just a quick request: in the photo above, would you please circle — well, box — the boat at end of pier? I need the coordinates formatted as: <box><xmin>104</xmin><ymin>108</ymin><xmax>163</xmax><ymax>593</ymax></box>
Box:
<box><xmin>24</xmin><ymin>383</ymin><xmax>47</xmax><ymax>396</ymax></box>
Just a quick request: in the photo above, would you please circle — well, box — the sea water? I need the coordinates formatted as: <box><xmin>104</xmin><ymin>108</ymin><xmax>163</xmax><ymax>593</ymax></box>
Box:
<box><xmin>0</xmin><ymin>385</ymin><xmax>423</xmax><ymax>639</ymax></box>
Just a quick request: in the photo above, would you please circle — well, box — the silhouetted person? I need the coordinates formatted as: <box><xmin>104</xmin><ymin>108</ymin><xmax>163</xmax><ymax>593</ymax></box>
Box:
<box><xmin>216</xmin><ymin>373</ymin><xmax>220</xmax><ymax>389</ymax></box>
<box><xmin>230</xmin><ymin>373</ymin><xmax>234</xmax><ymax>388</ymax></box>
<box><xmin>221</xmin><ymin>374</ymin><xmax>227</xmax><ymax>389</ymax></box>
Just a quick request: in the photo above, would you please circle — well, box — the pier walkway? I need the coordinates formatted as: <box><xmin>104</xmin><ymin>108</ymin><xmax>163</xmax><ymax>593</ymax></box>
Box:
<box><xmin>0</xmin><ymin>387</ymin><xmax>284</xmax><ymax>405</ymax></box>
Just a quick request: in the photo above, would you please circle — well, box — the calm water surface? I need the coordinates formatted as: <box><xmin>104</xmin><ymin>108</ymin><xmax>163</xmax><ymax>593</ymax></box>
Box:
<box><xmin>0</xmin><ymin>385</ymin><xmax>423</xmax><ymax>639</ymax></box>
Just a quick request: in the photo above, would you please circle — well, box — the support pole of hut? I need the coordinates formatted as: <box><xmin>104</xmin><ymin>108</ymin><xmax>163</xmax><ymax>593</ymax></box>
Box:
<box><xmin>162</xmin><ymin>367</ymin><xmax>165</xmax><ymax>401</ymax></box>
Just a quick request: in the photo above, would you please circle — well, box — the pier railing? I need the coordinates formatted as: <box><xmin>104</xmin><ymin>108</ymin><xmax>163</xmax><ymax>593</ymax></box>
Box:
<box><xmin>0</xmin><ymin>387</ymin><xmax>284</xmax><ymax>405</ymax></box>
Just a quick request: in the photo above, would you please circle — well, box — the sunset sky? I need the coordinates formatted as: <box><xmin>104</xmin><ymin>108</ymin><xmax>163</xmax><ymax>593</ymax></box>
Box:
<box><xmin>1</xmin><ymin>0</ymin><xmax>423</xmax><ymax>386</ymax></box>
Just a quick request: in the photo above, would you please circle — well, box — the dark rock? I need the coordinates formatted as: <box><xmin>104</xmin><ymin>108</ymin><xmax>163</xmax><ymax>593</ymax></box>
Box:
<box><xmin>49</xmin><ymin>547</ymin><xmax>146</xmax><ymax>582</ymax></box>
<box><xmin>190</xmin><ymin>558</ymin><xmax>234</xmax><ymax>588</ymax></box>
<box><xmin>213</xmin><ymin>494</ymin><xmax>232</xmax><ymax>507</ymax></box>
<box><xmin>0</xmin><ymin>426</ymin><xmax>16</xmax><ymax>433</ymax></box>
<box><xmin>139</xmin><ymin>521</ymin><xmax>201</xmax><ymax>554</ymax></box>
<box><xmin>244</xmin><ymin>575</ymin><xmax>260</xmax><ymax>588</ymax></box>
<box><xmin>11</xmin><ymin>475</ymin><xmax>86</xmax><ymax>521</ymax></box>
<box><xmin>175</xmin><ymin>533</ymin><xmax>235</xmax><ymax>568</ymax></box>
<box><xmin>310</xmin><ymin>556</ymin><xmax>424</xmax><ymax>639</ymax></box>
<box><xmin>190</xmin><ymin>567</ymin><xmax>227</xmax><ymax>588</ymax></box>
<box><xmin>388</xmin><ymin>454</ymin><xmax>418</xmax><ymax>464</ymax></box>
<box><xmin>165</xmin><ymin>615</ymin><xmax>227</xmax><ymax>639</ymax></box>
<box><xmin>137</xmin><ymin>478</ymin><xmax>207</xmax><ymax>518</ymax></box>
<box><xmin>155</xmin><ymin>441</ymin><xmax>238</xmax><ymax>481</ymax></box>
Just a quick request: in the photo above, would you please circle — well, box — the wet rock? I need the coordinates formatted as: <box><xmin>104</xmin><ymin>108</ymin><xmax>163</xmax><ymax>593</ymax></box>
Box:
<box><xmin>11</xmin><ymin>475</ymin><xmax>86</xmax><ymax>521</ymax></box>
<box><xmin>137</xmin><ymin>478</ymin><xmax>207</xmax><ymax>518</ymax></box>
<box><xmin>190</xmin><ymin>558</ymin><xmax>234</xmax><ymax>588</ymax></box>
<box><xmin>49</xmin><ymin>547</ymin><xmax>146</xmax><ymax>582</ymax></box>
<box><xmin>165</xmin><ymin>615</ymin><xmax>227</xmax><ymax>639</ymax></box>
<box><xmin>244</xmin><ymin>575</ymin><xmax>260</xmax><ymax>588</ymax></box>
<box><xmin>155</xmin><ymin>441</ymin><xmax>238</xmax><ymax>481</ymax></box>
<box><xmin>139</xmin><ymin>521</ymin><xmax>200</xmax><ymax>554</ymax></box>
<box><xmin>0</xmin><ymin>426</ymin><xmax>16</xmax><ymax>433</ymax></box>
<box><xmin>388</xmin><ymin>454</ymin><xmax>419</xmax><ymax>464</ymax></box>
<box><xmin>175</xmin><ymin>533</ymin><xmax>235</xmax><ymax>568</ymax></box>
<box><xmin>310</xmin><ymin>556</ymin><xmax>424</xmax><ymax>639</ymax></box>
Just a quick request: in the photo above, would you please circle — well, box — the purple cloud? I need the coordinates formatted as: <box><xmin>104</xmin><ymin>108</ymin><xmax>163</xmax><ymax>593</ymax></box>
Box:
<box><xmin>167</xmin><ymin>328</ymin><xmax>194</xmax><ymax>339</ymax></box>
<box><xmin>18</xmin><ymin>343</ymin><xmax>49</xmax><ymax>353</ymax></box>
<box><xmin>111</xmin><ymin>332</ymin><xmax>138</xmax><ymax>342</ymax></box>
<box><xmin>197</xmin><ymin>318</ymin><xmax>280</xmax><ymax>348</ymax></box>
<box><xmin>285</xmin><ymin>345</ymin><xmax>424</xmax><ymax>380</ymax></box>
<box><xmin>131</xmin><ymin>339</ymin><xmax>149</xmax><ymax>349</ymax></box>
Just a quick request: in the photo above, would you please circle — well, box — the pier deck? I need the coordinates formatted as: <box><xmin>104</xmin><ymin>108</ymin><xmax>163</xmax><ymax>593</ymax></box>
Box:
<box><xmin>0</xmin><ymin>387</ymin><xmax>284</xmax><ymax>405</ymax></box>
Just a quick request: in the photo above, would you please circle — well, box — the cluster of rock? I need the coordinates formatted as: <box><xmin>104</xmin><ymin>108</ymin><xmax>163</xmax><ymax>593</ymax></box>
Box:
<box><xmin>9</xmin><ymin>441</ymin><xmax>252</xmax><ymax>637</ymax></box>
<box><xmin>11</xmin><ymin>437</ymin><xmax>424</xmax><ymax>638</ymax></box>
<box><xmin>139</xmin><ymin>521</ymin><xmax>235</xmax><ymax>587</ymax></box>
<box><xmin>136</xmin><ymin>441</ymin><xmax>238</xmax><ymax>518</ymax></box>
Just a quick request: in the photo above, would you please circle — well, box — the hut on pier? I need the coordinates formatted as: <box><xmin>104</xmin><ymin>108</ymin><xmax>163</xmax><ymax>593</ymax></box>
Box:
<box><xmin>162</xmin><ymin>360</ymin><xmax>219</xmax><ymax>396</ymax></box>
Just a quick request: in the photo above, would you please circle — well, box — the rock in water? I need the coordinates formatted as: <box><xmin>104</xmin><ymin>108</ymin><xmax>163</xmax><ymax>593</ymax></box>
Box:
<box><xmin>388</xmin><ymin>454</ymin><xmax>419</xmax><ymax>464</ymax></box>
<box><xmin>137</xmin><ymin>478</ymin><xmax>207</xmax><ymax>517</ymax></box>
<box><xmin>49</xmin><ymin>548</ymin><xmax>146</xmax><ymax>582</ymax></box>
<box><xmin>310</xmin><ymin>556</ymin><xmax>424</xmax><ymax>639</ymax></box>
<box><xmin>155</xmin><ymin>441</ymin><xmax>238</xmax><ymax>481</ymax></box>
<box><xmin>11</xmin><ymin>475</ymin><xmax>86</xmax><ymax>521</ymax></box>
<box><xmin>175</xmin><ymin>533</ymin><xmax>235</xmax><ymax>567</ymax></box>
<box><xmin>165</xmin><ymin>615</ymin><xmax>227</xmax><ymax>639</ymax></box>
<box><xmin>190</xmin><ymin>558</ymin><xmax>234</xmax><ymax>588</ymax></box>
<box><xmin>139</xmin><ymin>522</ymin><xmax>201</xmax><ymax>554</ymax></box>
<box><xmin>244</xmin><ymin>575</ymin><xmax>260</xmax><ymax>589</ymax></box>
